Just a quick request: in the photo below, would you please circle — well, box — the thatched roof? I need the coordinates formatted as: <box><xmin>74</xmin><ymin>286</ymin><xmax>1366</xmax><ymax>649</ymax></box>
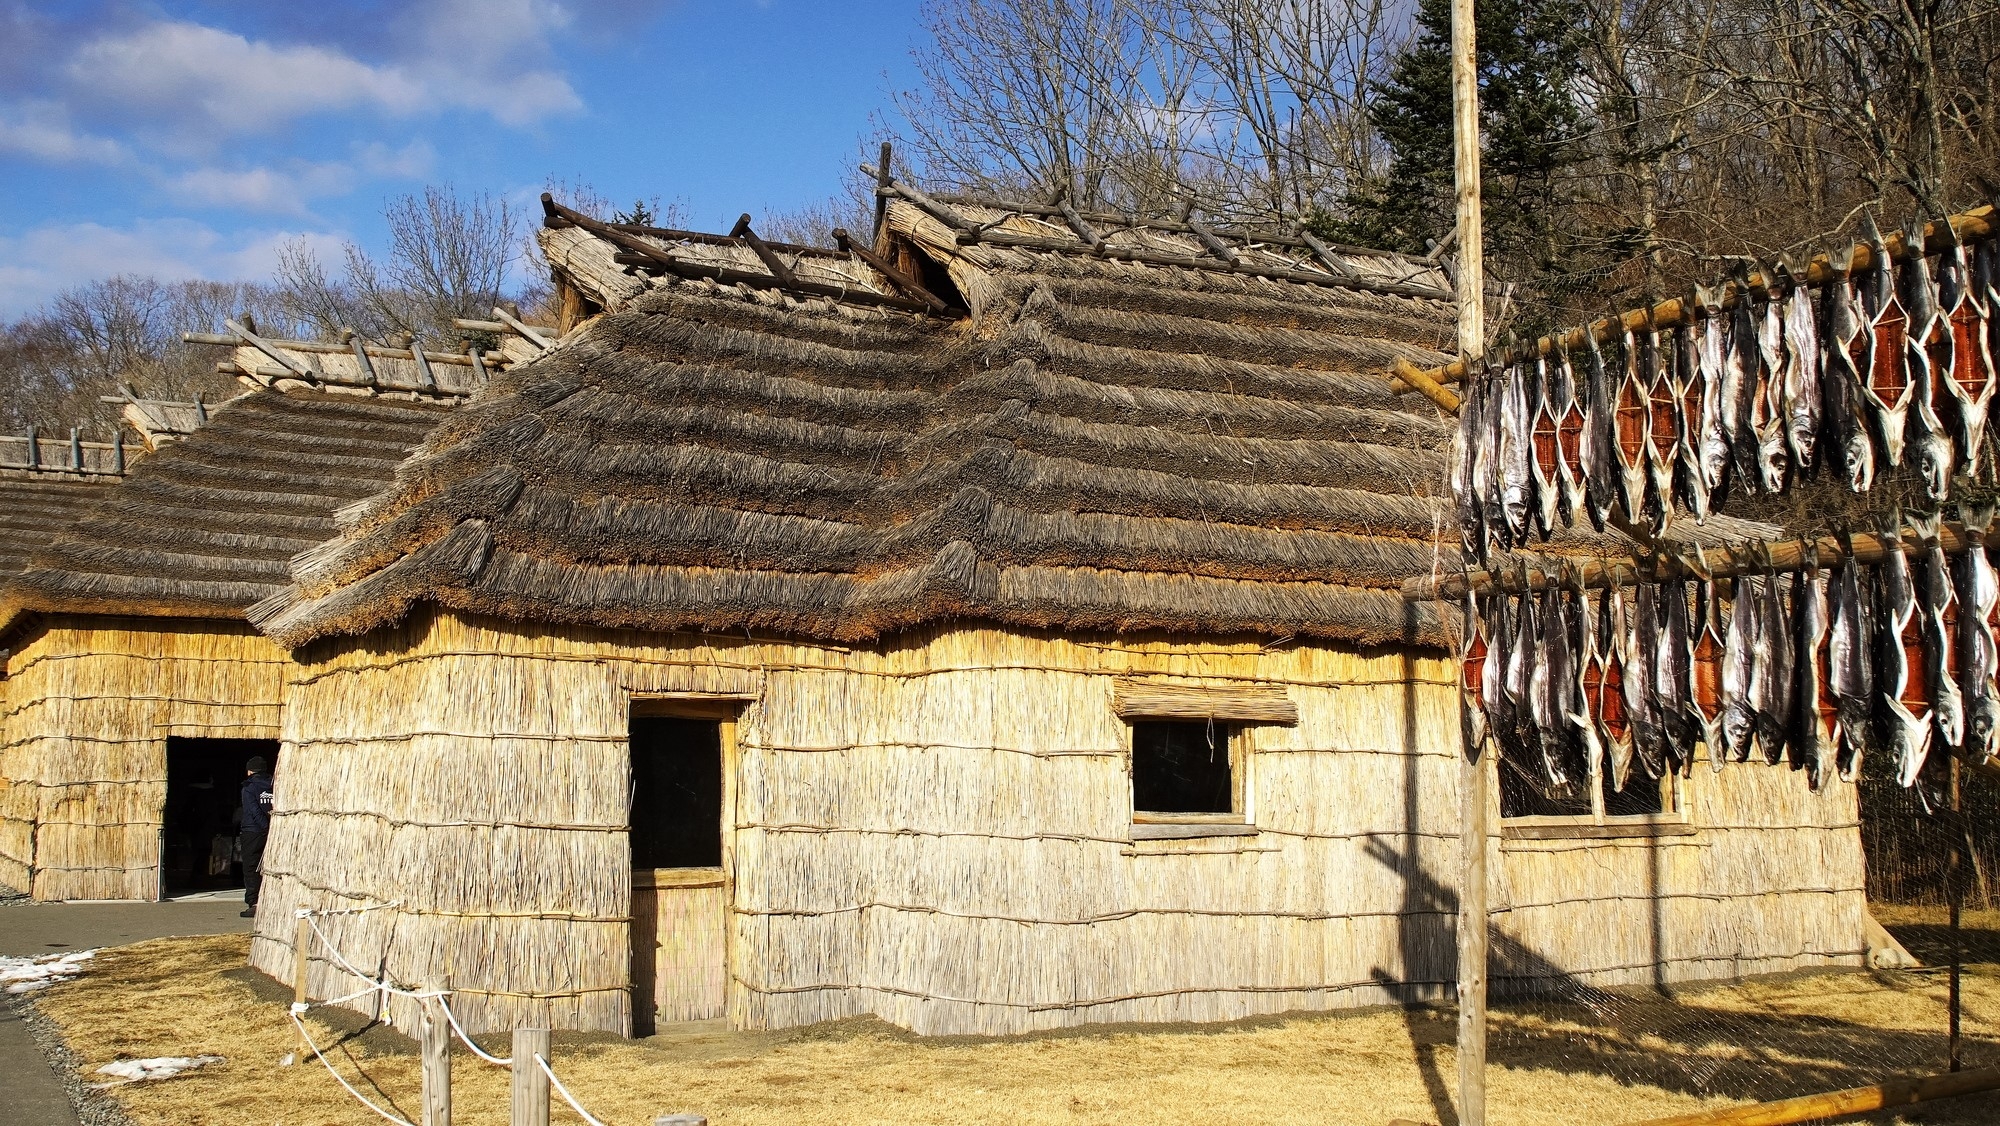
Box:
<box><xmin>0</xmin><ymin>388</ymin><xmax>451</xmax><ymax>635</ymax></box>
<box><xmin>0</xmin><ymin>471</ymin><xmax>120</xmax><ymax>594</ymax></box>
<box><xmin>246</xmin><ymin>183</ymin><xmax>1482</xmax><ymax>651</ymax></box>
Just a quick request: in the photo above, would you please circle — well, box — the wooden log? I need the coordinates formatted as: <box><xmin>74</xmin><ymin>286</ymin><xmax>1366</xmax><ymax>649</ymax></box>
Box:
<box><xmin>1403</xmin><ymin>521</ymin><xmax>1998</xmax><ymax>602</ymax></box>
<box><xmin>1184</xmin><ymin>216</ymin><xmax>1241</xmax><ymax>265</ymax></box>
<box><xmin>489</xmin><ymin>307</ymin><xmax>551</xmax><ymax>350</ymax></box>
<box><xmin>182</xmin><ymin>332</ymin><xmax>492</xmax><ymax>368</ymax></box>
<box><xmin>1388</xmin><ymin>203</ymin><xmax>2000</xmax><ymax>394</ymax></box>
<box><xmin>408</xmin><ymin>334</ymin><xmax>437</xmax><ymax>390</ymax></box>
<box><xmin>729</xmin><ymin>214</ymin><xmax>801</xmax><ymax>289</ymax></box>
<box><xmin>831</xmin><ymin>229</ymin><xmax>949</xmax><ymax>312</ymax></box>
<box><xmin>226</xmin><ymin>318</ymin><xmax>314</xmax><ymax>380</ymax></box>
<box><xmin>511</xmin><ymin>1029</ymin><xmax>550</xmax><ymax>1126</ymax></box>
<box><xmin>422</xmin><ymin>997</ymin><xmax>451</xmax><ymax>1126</ymax></box>
<box><xmin>607</xmin><ymin>252</ymin><xmax>939</xmax><ymax>314</ymax></box>
<box><xmin>1057</xmin><ymin>199</ymin><xmax>1106</xmax><ymax>252</ymax></box>
<box><xmin>1393</xmin><ymin>355</ymin><xmax>1462</xmax><ymax>413</ymax></box>
<box><xmin>870</xmin><ymin>141</ymin><xmax>894</xmax><ymax>247</ymax></box>
<box><xmin>861</xmin><ymin>166</ymin><xmax>974</xmax><ymax>232</ymax></box>
<box><xmin>293</xmin><ymin>915</ymin><xmax>310</xmax><ymax>1059</ymax></box>
<box><xmin>1616</xmin><ymin>1066</ymin><xmax>2000</xmax><ymax>1126</ymax></box>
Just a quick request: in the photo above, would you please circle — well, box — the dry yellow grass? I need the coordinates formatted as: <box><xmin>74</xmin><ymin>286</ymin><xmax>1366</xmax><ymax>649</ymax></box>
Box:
<box><xmin>29</xmin><ymin>935</ymin><xmax>2000</xmax><ymax>1126</ymax></box>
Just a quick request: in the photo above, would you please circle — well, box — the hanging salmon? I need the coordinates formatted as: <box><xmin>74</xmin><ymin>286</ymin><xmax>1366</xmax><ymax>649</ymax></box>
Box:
<box><xmin>1529</xmin><ymin>356</ymin><xmax>1563</xmax><ymax>538</ymax></box>
<box><xmin>1724</xmin><ymin>271</ymin><xmax>1764</xmax><ymax>490</ymax></box>
<box><xmin>1829</xmin><ymin>536</ymin><xmax>1875</xmax><ymax>780</ymax></box>
<box><xmin>1580</xmin><ymin>332</ymin><xmax>1619</xmax><ymax>531</ymax></box>
<box><xmin>1613</xmin><ymin>325</ymin><xmax>1653</xmax><ymax>524</ymax></box>
<box><xmin>1855</xmin><ymin>218</ymin><xmax>1915</xmax><ymax>468</ymax></box>
<box><xmin>1750</xmin><ymin>558</ymin><xmax>1796</xmax><ymax>764</ymax></box>
<box><xmin>1561</xmin><ymin>565</ymin><xmax>1606</xmax><ymax>778</ymax></box>
<box><xmin>1460</xmin><ymin>589</ymin><xmax>1490</xmax><ymax>759</ymax></box>
<box><xmin>1592</xmin><ymin>585</ymin><xmax>1638</xmax><ymax>789</ymax></box>
<box><xmin>1688</xmin><ymin>557</ymin><xmax>1730</xmax><ymax>766</ymax></box>
<box><xmin>1479</xmin><ymin>366</ymin><xmax>1508</xmax><ymax>554</ymax></box>
<box><xmin>1482</xmin><ymin>585</ymin><xmax>1514</xmax><ymax>756</ymax></box>
<box><xmin>1792</xmin><ymin>547</ymin><xmax>1834</xmax><ymax>789</ymax></box>
<box><xmin>1903</xmin><ymin>231</ymin><xmax>1955</xmax><ymax>501</ymax></box>
<box><xmin>1980</xmin><ymin>236</ymin><xmax>2000</xmax><ymax>479</ymax></box>
<box><xmin>1670</xmin><ymin>318</ymin><xmax>1711</xmax><ymax>520</ymax></box>
<box><xmin>1912</xmin><ymin>511</ymin><xmax>1965</xmax><ymax>749</ymax></box>
<box><xmin>1753</xmin><ymin>270</ymin><xmax>1793</xmax><ymax>492</ymax></box>
<box><xmin>1643</xmin><ymin>321</ymin><xmax>1678</xmax><ymax>532</ymax></box>
<box><xmin>1874</xmin><ymin>516</ymin><xmax>1932</xmax><ymax>787</ymax></box>
<box><xmin>1822</xmin><ymin>249</ymin><xmax>1878</xmax><ymax>493</ymax></box>
<box><xmin>1454</xmin><ymin>371</ymin><xmax>1485</xmax><ymax>556</ymax></box>
<box><xmin>1527</xmin><ymin>583</ymin><xmax>1569</xmax><ymax>787</ymax></box>
<box><xmin>1695</xmin><ymin>285</ymin><xmax>1735</xmax><ymax>507</ymax></box>
<box><xmin>1933</xmin><ymin>237</ymin><xmax>1997</xmax><ymax>475</ymax></box>
<box><xmin>1721</xmin><ymin>571</ymin><xmax>1761</xmax><ymax>763</ymax></box>
<box><xmin>1781</xmin><ymin>261</ymin><xmax>1821</xmax><ymax>472</ymax></box>
<box><xmin>1501</xmin><ymin>362</ymin><xmax>1537</xmax><ymax>546</ymax></box>
<box><xmin>1655</xmin><ymin>574</ymin><xmax>1697</xmax><ymax>772</ymax></box>
<box><xmin>1957</xmin><ymin>501</ymin><xmax>2000</xmax><ymax>765</ymax></box>
<box><xmin>1551</xmin><ymin>346</ymin><xmax>1589</xmax><ymax>529</ymax></box>
<box><xmin>1626</xmin><ymin>578</ymin><xmax>1667</xmax><ymax>781</ymax></box>
<box><xmin>1507</xmin><ymin>571</ymin><xmax>1541</xmax><ymax>758</ymax></box>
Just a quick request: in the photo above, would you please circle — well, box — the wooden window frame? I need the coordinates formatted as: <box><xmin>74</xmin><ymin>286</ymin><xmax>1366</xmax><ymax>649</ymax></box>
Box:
<box><xmin>1125</xmin><ymin>720</ymin><xmax>1258</xmax><ymax>840</ymax></box>
<box><xmin>1500</xmin><ymin>770</ymin><xmax>1695</xmax><ymax>841</ymax></box>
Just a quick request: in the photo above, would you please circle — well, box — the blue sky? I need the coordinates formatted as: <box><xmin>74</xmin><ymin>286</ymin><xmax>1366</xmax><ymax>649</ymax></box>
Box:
<box><xmin>0</xmin><ymin>0</ymin><xmax>925</xmax><ymax>316</ymax></box>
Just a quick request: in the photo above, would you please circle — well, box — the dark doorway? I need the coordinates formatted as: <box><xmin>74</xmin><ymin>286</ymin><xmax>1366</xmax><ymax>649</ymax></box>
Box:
<box><xmin>162</xmin><ymin>737</ymin><xmax>278</xmax><ymax>894</ymax></box>
<box><xmin>629</xmin><ymin>718</ymin><xmax>723</xmax><ymax>869</ymax></box>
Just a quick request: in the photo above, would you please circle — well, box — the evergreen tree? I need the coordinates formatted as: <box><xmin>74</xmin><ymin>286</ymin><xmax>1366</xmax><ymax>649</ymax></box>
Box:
<box><xmin>1317</xmin><ymin>0</ymin><xmax>1587</xmax><ymax>308</ymax></box>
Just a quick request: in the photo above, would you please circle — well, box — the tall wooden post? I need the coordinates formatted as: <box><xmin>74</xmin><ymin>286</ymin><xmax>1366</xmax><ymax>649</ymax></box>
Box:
<box><xmin>1449</xmin><ymin>0</ymin><xmax>1489</xmax><ymax>1118</ymax></box>
<box><xmin>511</xmin><ymin>1028</ymin><xmax>550</xmax><ymax>1126</ymax></box>
<box><xmin>293</xmin><ymin>914</ymin><xmax>311</xmax><ymax>1060</ymax></box>
<box><xmin>421</xmin><ymin>997</ymin><xmax>452</xmax><ymax>1126</ymax></box>
<box><xmin>1949</xmin><ymin>758</ymin><xmax>1964</xmax><ymax>1073</ymax></box>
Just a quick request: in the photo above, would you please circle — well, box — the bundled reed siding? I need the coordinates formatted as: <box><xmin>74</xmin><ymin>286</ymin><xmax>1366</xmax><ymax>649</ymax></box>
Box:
<box><xmin>254</xmin><ymin>609</ymin><xmax>1862</xmax><ymax>1038</ymax></box>
<box><xmin>1493</xmin><ymin>767</ymin><xmax>1868</xmax><ymax>990</ymax></box>
<box><xmin>0</xmin><ymin>616</ymin><xmax>287</xmax><ymax>899</ymax></box>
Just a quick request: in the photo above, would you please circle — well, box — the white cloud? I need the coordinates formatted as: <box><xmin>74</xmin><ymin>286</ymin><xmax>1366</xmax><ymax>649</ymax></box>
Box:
<box><xmin>159</xmin><ymin>162</ymin><xmax>358</xmax><ymax>215</ymax></box>
<box><xmin>0</xmin><ymin>100</ymin><xmax>126</xmax><ymax>165</ymax></box>
<box><xmin>409</xmin><ymin>0</ymin><xmax>584</xmax><ymax>125</ymax></box>
<box><xmin>0</xmin><ymin>219</ymin><xmax>345</xmax><ymax>318</ymax></box>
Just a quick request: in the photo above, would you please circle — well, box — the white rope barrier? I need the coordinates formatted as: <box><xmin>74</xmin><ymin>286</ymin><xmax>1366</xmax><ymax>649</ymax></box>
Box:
<box><xmin>436</xmin><ymin>994</ymin><xmax>512</xmax><ymax>1066</ymax></box>
<box><xmin>536</xmin><ymin>1053</ymin><xmax>612</xmax><ymax>1126</ymax></box>
<box><xmin>290</xmin><ymin>1007</ymin><xmax>417</xmax><ymax>1126</ymax></box>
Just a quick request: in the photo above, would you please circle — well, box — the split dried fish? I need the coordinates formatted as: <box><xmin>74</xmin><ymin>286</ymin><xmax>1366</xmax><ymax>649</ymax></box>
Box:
<box><xmin>1549</xmin><ymin>348</ymin><xmax>1588</xmax><ymax>529</ymax></box>
<box><xmin>1912</xmin><ymin>512</ymin><xmax>1964</xmax><ymax>749</ymax></box>
<box><xmin>1721</xmin><ymin>572</ymin><xmax>1760</xmax><ymax>763</ymax></box>
<box><xmin>1672</xmin><ymin>319</ymin><xmax>1711</xmax><ymax>520</ymax></box>
<box><xmin>1723</xmin><ymin>275</ymin><xmax>1764</xmax><ymax>490</ymax></box>
<box><xmin>1695</xmin><ymin>286</ymin><xmax>1735</xmax><ymax>505</ymax></box>
<box><xmin>1855</xmin><ymin>218</ymin><xmax>1915</xmax><ymax>469</ymax></box>
<box><xmin>1501</xmin><ymin>363</ymin><xmax>1536</xmax><ymax>545</ymax></box>
<box><xmin>1753</xmin><ymin>274</ymin><xmax>1792</xmax><ymax>492</ymax></box>
<box><xmin>1934</xmin><ymin>238</ymin><xmax>1997</xmax><ymax>475</ymax></box>
<box><xmin>1460</xmin><ymin>589</ymin><xmax>1490</xmax><ymax>759</ymax></box>
<box><xmin>1791</xmin><ymin>553</ymin><xmax>1833</xmax><ymax>789</ymax></box>
<box><xmin>1594</xmin><ymin>586</ymin><xmax>1637</xmax><ymax>789</ymax></box>
<box><xmin>1615</xmin><ymin>326</ymin><xmax>1653</xmax><ymax>524</ymax></box>
<box><xmin>1829</xmin><ymin>540</ymin><xmax>1875</xmax><ymax>781</ymax></box>
<box><xmin>1782</xmin><ymin>264</ymin><xmax>1821</xmax><ymax>471</ymax></box>
<box><xmin>1903</xmin><ymin>233</ymin><xmax>1955</xmax><ymax>501</ymax></box>
<box><xmin>1529</xmin><ymin>356</ymin><xmax>1562</xmax><ymax>538</ymax></box>
<box><xmin>1750</xmin><ymin>562</ymin><xmax>1795</xmax><ymax>764</ymax></box>
<box><xmin>1655</xmin><ymin>576</ymin><xmax>1697</xmax><ymax>772</ymax></box>
<box><xmin>1580</xmin><ymin>332</ymin><xmax>1619</xmax><ymax>531</ymax></box>
<box><xmin>1627</xmin><ymin>578</ymin><xmax>1666</xmax><ymax>781</ymax></box>
<box><xmin>1957</xmin><ymin>502</ymin><xmax>2000</xmax><ymax>765</ymax></box>
<box><xmin>1873</xmin><ymin>517</ymin><xmax>1932</xmax><ymax>788</ymax></box>
<box><xmin>1821</xmin><ymin>250</ymin><xmax>1877</xmax><ymax>493</ymax></box>
<box><xmin>1688</xmin><ymin>565</ymin><xmax>1730</xmax><ymax>767</ymax></box>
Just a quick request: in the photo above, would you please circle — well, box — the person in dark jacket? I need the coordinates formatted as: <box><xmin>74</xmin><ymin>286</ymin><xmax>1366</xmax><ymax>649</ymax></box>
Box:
<box><xmin>240</xmin><ymin>756</ymin><xmax>275</xmax><ymax>917</ymax></box>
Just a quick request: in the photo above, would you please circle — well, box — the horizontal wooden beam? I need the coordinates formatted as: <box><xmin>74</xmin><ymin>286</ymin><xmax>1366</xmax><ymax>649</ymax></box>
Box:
<box><xmin>182</xmin><ymin>332</ymin><xmax>500</xmax><ymax>368</ymax></box>
<box><xmin>919</xmin><ymin>188</ymin><xmax>1409</xmax><ymax>261</ymax></box>
<box><xmin>1617</xmin><ymin>1065</ymin><xmax>2000</xmax><ymax>1126</ymax></box>
<box><xmin>1393</xmin><ymin>355</ymin><xmax>1461</xmax><ymax>413</ymax></box>
<box><xmin>1386</xmin><ymin>203</ymin><xmax>1998</xmax><ymax>395</ymax></box>
<box><xmin>608</xmin><ymin>252</ymin><xmax>940</xmax><ymax>314</ymax></box>
<box><xmin>214</xmin><ymin>361</ymin><xmax>475</xmax><ymax>396</ymax></box>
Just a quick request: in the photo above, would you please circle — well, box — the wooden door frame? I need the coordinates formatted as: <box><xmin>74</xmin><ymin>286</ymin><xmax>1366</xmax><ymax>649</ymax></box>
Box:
<box><xmin>626</xmin><ymin>694</ymin><xmax>745</xmax><ymax>1034</ymax></box>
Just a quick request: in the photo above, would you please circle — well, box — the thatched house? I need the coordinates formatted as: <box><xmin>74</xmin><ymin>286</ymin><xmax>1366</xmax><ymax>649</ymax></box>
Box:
<box><xmin>0</xmin><ymin>331</ymin><xmax>527</xmax><ymax>901</ymax></box>
<box><xmin>244</xmin><ymin>187</ymin><xmax>1866</xmax><ymax>1039</ymax></box>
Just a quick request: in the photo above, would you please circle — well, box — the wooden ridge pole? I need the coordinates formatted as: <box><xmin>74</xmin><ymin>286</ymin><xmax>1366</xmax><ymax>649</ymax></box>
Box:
<box><xmin>1448</xmin><ymin>0</ymin><xmax>1489</xmax><ymax>1117</ymax></box>
<box><xmin>1614</xmin><ymin>1065</ymin><xmax>2000</xmax><ymax>1126</ymax></box>
<box><xmin>1387</xmin><ymin>202</ymin><xmax>1999</xmax><ymax>395</ymax></box>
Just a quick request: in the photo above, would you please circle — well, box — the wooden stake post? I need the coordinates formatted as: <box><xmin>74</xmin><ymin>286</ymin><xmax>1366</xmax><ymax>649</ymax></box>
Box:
<box><xmin>422</xmin><ymin>997</ymin><xmax>452</xmax><ymax>1126</ymax></box>
<box><xmin>511</xmin><ymin>1028</ymin><xmax>550</xmax><ymax>1126</ymax></box>
<box><xmin>1448</xmin><ymin>0</ymin><xmax>1490</xmax><ymax>1119</ymax></box>
<box><xmin>293</xmin><ymin>914</ymin><xmax>310</xmax><ymax>1060</ymax></box>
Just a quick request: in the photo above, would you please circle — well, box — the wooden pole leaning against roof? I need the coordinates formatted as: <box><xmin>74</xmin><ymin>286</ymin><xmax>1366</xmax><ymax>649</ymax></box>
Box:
<box><xmin>729</xmin><ymin>214</ymin><xmax>801</xmax><ymax>289</ymax></box>
<box><xmin>831</xmin><ymin>229</ymin><xmax>950</xmax><ymax>313</ymax></box>
<box><xmin>1386</xmin><ymin>202</ymin><xmax>2000</xmax><ymax>395</ymax></box>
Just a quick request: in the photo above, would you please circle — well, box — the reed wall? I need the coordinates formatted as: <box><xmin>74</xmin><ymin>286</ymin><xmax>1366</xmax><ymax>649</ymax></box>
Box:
<box><xmin>255</xmin><ymin>608</ymin><xmax>1866</xmax><ymax>1037</ymax></box>
<box><xmin>0</xmin><ymin>616</ymin><xmax>288</xmax><ymax>900</ymax></box>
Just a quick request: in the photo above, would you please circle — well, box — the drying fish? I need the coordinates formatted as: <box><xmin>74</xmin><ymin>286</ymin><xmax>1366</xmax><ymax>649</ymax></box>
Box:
<box><xmin>1855</xmin><ymin>217</ymin><xmax>1916</xmax><ymax>468</ymax></box>
<box><xmin>1670</xmin><ymin>319</ymin><xmax>1711</xmax><ymax>519</ymax></box>
<box><xmin>1902</xmin><ymin>232</ymin><xmax>1955</xmax><ymax>501</ymax></box>
<box><xmin>1481</xmin><ymin>586</ymin><xmax>1513</xmax><ymax>754</ymax></box>
<box><xmin>1454</xmin><ymin>372</ymin><xmax>1484</xmax><ymax>554</ymax></box>
<box><xmin>1460</xmin><ymin>590</ymin><xmax>1490</xmax><ymax>758</ymax></box>
<box><xmin>1695</xmin><ymin>286</ymin><xmax>1735</xmax><ymax>506</ymax></box>
<box><xmin>1781</xmin><ymin>261</ymin><xmax>1821</xmax><ymax>471</ymax></box>
<box><xmin>1500</xmin><ymin>362</ymin><xmax>1537</xmax><ymax>545</ymax></box>
<box><xmin>1614</xmin><ymin>326</ymin><xmax>1653</xmax><ymax>524</ymax></box>
<box><xmin>1529</xmin><ymin>356</ymin><xmax>1562</xmax><ymax>537</ymax></box>
<box><xmin>1643</xmin><ymin>321</ymin><xmax>1678</xmax><ymax>532</ymax></box>
<box><xmin>1507</xmin><ymin>570</ymin><xmax>1542</xmax><ymax>758</ymax></box>
<box><xmin>1821</xmin><ymin>250</ymin><xmax>1877</xmax><ymax>493</ymax></box>
<box><xmin>1721</xmin><ymin>570</ymin><xmax>1760</xmax><ymax>763</ymax></box>
<box><xmin>1829</xmin><ymin>536</ymin><xmax>1875</xmax><ymax>780</ymax></box>
<box><xmin>1592</xmin><ymin>585</ymin><xmax>1637</xmax><ymax>789</ymax></box>
<box><xmin>1527</xmin><ymin>585</ymin><xmax>1570</xmax><ymax>786</ymax></box>
<box><xmin>1626</xmin><ymin>578</ymin><xmax>1667</xmax><ymax>781</ymax></box>
<box><xmin>1478</xmin><ymin>366</ymin><xmax>1507</xmax><ymax>554</ymax></box>
<box><xmin>1873</xmin><ymin>516</ymin><xmax>1931</xmax><ymax>788</ymax></box>
<box><xmin>1749</xmin><ymin>557</ymin><xmax>1796</xmax><ymax>764</ymax></box>
<box><xmin>1724</xmin><ymin>270</ymin><xmax>1764</xmax><ymax>490</ymax></box>
<box><xmin>1753</xmin><ymin>269</ymin><xmax>1793</xmax><ymax>492</ymax></box>
<box><xmin>1912</xmin><ymin>512</ymin><xmax>1964</xmax><ymax>749</ymax></box>
<box><xmin>1655</xmin><ymin>575</ymin><xmax>1697</xmax><ymax>772</ymax></box>
<box><xmin>1550</xmin><ymin>346</ymin><xmax>1589</xmax><ymax>528</ymax></box>
<box><xmin>1687</xmin><ymin>557</ymin><xmax>1730</xmax><ymax>767</ymax></box>
<box><xmin>1580</xmin><ymin>332</ymin><xmax>1619</xmax><ymax>532</ymax></box>
<box><xmin>1560</xmin><ymin>566</ymin><xmax>1606</xmax><ymax>778</ymax></box>
<box><xmin>1791</xmin><ymin>548</ymin><xmax>1834</xmax><ymax>789</ymax></box>
<box><xmin>1934</xmin><ymin>237</ymin><xmax>1997</xmax><ymax>474</ymax></box>
<box><xmin>1957</xmin><ymin>501</ymin><xmax>2000</xmax><ymax>765</ymax></box>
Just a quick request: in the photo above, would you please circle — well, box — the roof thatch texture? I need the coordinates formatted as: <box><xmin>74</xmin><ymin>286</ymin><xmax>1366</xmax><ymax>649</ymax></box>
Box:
<box><xmin>1</xmin><ymin>389</ymin><xmax>451</xmax><ymax>633</ymax></box>
<box><xmin>0</xmin><ymin>472</ymin><xmax>119</xmax><ymax>591</ymax></box>
<box><xmin>253</xmin><ymin>188</ymin><xmax>1483</xmax><ymax>651</ymax></box>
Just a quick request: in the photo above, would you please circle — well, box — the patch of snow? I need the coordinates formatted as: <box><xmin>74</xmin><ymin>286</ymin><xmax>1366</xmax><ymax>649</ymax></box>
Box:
<box><xmin>90</xmin><ymin>1055</ymin><xmax>225</xmax><ymax>1087</ymax></box>
<box><xmin>0</xmin><ymin>948</ymin><xmax>95</xmax><ymax>993</ymax></box>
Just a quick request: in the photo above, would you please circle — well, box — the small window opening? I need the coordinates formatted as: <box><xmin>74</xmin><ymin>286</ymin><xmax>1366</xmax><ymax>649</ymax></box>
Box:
<box><xmin>1603</xmin><ymin>767</ymin><xmax>1667</xmax><ymax>816</ymax></box>
<box><xmin>1132</xmin><ymin>721</ymin><xmax>1235</xmax><ymax>815</ymax></box>
<box><xmin>629</xmin><ymin>717</ymin><xmax>722</xmax><ymax>869</ymax></box>
<box><xmin>886</xmin><ymin>234</ymin><xmax>965</xmax><ymax>313</ymax></box>
<box><xmin>1499</xmin><ymin>754</ymin><xmax>1593</xmax><ymax>818</ymax></box>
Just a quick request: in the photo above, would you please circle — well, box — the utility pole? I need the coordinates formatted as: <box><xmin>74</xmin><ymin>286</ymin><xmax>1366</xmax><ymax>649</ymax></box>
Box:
<box><xmin>1450</xmin><ymin>0</ymin><xmax>1490</xmax><ymax>1119</ymax></box>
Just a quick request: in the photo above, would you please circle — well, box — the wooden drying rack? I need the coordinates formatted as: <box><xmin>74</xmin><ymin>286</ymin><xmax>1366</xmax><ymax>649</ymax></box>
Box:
<box><xmin>1385</xmin><ymin>203</ymin><xmax>2000</xmax><ymax>411</ymax></box>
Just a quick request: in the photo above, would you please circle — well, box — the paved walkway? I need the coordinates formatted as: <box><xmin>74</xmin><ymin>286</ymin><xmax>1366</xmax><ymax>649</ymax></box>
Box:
<box><xmin>2</xmin><ymin>897</ymin><xmax>254</xmax><ymax>1125</ymax></box>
